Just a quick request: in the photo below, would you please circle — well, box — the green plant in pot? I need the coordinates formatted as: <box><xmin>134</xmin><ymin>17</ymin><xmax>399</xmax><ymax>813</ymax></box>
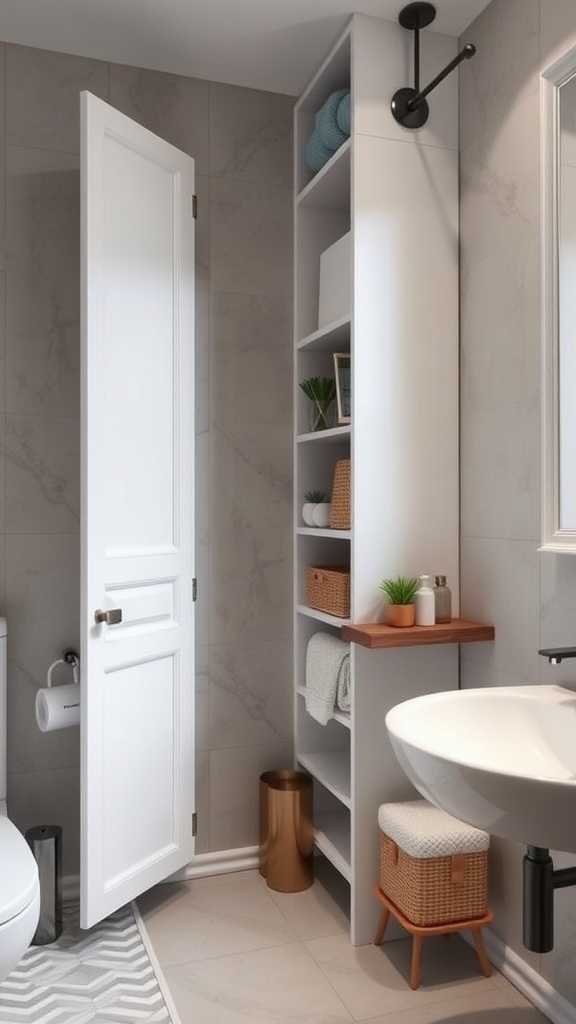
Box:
<box><xmin>300</xmin><ymin>376</ymin><xmax>336</xmax><ymax>431</ymax></box>
<box><xmin>379</xmin><ymin>575</ymin><xmax>418</xmax><ymax>628</ymax></box>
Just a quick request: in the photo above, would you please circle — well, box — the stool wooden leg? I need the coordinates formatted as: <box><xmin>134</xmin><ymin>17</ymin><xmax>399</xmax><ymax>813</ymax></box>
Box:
<box><xmin>410</xmin><ymin>934</ymin><xmax>424</xmax><ymax>990</ymax></box>
<box><xmin>374</xmin><ymin>906</ymin><xmax>390</xmax><ymax>945</ymax></box>
<box><xmin>470</xmin><ymin>928</ymin><xmax>491</xmax><ymax>978</ymax></box>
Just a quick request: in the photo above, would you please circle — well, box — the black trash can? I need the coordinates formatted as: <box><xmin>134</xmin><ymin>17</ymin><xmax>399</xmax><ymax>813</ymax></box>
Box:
<box><xmin>25</xmin><ymin>825</ymin><xmax>62</xmax><ymax>945</ymax></box>
<box><xmin>259</xmin><ymin>770</ymin><xmax>313</xmax><ymax>893</ymax></box>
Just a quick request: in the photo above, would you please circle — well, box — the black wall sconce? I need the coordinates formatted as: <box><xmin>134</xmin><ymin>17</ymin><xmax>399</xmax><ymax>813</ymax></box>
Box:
<box><xmin>391</xmin><ymin>2</ymin><xmax>476</xmax><ymax>129</ymax></box>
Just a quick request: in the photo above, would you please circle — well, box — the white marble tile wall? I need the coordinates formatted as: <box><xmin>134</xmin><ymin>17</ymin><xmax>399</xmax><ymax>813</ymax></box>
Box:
<box><xmin>459</xmin><ymin>0</ymin><xmax>576</xmax><ymax>1008</ymax></box>
<box><xmin>0</xmin><ymin>39</ymin><xmax>294</xmax><ymax>871</ymax></box>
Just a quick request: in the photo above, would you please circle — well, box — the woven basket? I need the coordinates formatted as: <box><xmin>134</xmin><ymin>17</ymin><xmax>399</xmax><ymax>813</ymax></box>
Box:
<box><xmin>329</xmin><ymin>459</ymin><xmax>351</xmax><ymax>530</ymax></box>
<box><xmin>379</xmin><ymin>832</ymin><xmax>488</xmax><ymax>926</ymax></box>
<box><xmin>306</xmin><ymin>565</ymin><xmax>350</xmax><ymax>618</ymax></box>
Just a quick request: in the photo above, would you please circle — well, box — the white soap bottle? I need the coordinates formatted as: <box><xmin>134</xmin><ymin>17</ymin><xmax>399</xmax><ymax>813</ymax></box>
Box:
<box><xmin>415</xmin><ymin>574</ymin><xmax>435</xmax><ymax>626</ymax></box>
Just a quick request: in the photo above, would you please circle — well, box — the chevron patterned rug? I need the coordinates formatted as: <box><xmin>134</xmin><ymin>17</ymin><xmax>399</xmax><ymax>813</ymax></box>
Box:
<box><xmin>0</xmin><ymin>900</ymin><xmax>180</xmax><ymax>1023</ymax></box>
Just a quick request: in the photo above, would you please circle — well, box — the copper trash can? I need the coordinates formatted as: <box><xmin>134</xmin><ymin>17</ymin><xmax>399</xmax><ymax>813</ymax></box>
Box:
<box><xmin>259</xmin><ymin>769</ymin><xmax>313</xmax><ymax>892</ymax></box>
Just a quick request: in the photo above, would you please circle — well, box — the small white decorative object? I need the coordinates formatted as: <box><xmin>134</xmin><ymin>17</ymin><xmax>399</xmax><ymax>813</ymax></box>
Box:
<box><xmin>302</xmin><ymin>503</ymin><xmax>317</xmax><ymax>526</ymax></box>
<box><xmin>318</xmin><ymin>232</ymin><xmax>351</xmax><ymax>328</ymax></box>
<box><xmin>311</xmin><ymin>503</ymin><xmax>331</xmax><ymax>528</ymax></box>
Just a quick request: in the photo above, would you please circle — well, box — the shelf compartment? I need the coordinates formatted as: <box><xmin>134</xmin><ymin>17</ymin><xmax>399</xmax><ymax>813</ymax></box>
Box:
<box><xmin>297</xmin><ymin>750</ymin><xmax>351</xmax><ymax>807</ymax></box>
<box><xmin>297</xmin><ymin>685</ymin><xmax>351</xmax><ymax>730</ymax></box>
<box><xmin>315</xmin><ymin>810</ymin><xmax>351</xmax><ymax>882</ymax></box>
<box><xmin>295</xmin><ymin>26</ymin><xmax>350</xmax><ymax>196</ymax></box>
<box><xmin>297</xmin><ymin>315</ymin><xmax>351</xmax><ymax>353</ymax></box>
<box><xmin>342</xmin><ymin>618</ymin><xmax>495</xmax><ymax>650</ymax></box>
<box><xmin>297</xmin><ymin>604</ymin><xmax>351</xmax><ymax>627</ymax></box>
<box><xmin>297</xmin><ymin>528</ymin><xmax>352</xmax><ymax>540</ymax></box>
<box><xmin>297</xmin><ymin>425</ymin><xmax>351</xmax><ymax>445</ymax></box>
<box><xmin>297</xmin><ymin>140</ymin><xmax>351</xmax><ymax>212</ymax></box>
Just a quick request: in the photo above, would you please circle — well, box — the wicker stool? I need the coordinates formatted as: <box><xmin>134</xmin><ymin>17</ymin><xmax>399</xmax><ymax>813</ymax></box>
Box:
<box><xmin>374</xmin><ymin>799</ymin><xmax>493</xmax><ymax>989</ymax></box>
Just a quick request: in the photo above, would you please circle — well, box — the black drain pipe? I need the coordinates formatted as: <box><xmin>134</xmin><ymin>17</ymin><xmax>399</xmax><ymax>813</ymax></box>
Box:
<box><xmin>523</xmin><ymin>846</ymin><xmax>576</xmax><ymax>952</ymax></box>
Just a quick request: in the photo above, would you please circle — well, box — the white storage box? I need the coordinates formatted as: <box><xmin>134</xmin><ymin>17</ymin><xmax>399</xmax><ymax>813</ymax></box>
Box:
<box><xmin>318</xmin><ymin>232</ymin><xmax>351</xmax><ymax>329</ymax></box>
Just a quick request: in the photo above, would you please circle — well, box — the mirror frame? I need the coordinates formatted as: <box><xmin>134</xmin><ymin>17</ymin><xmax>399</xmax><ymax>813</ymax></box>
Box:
<box><xmin>541</xmin><ymin>41</ymin><xmax>576</xmax><ymax>553</ymax></box>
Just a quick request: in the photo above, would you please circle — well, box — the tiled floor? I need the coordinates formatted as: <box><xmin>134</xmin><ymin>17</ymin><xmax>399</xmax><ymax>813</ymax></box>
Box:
<box><xmin>137</xmin><ymin>859</ymin><xmax>552</xmax><ymax>1024</ymax></box>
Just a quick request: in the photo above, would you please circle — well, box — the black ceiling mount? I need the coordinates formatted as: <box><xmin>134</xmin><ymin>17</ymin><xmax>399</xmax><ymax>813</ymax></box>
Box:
<box><xmin>398</xmin><ymin>2</ymin><xmax>436</xmax><ymax>31</ymax></box>
<box><xmin>391</xmin><ymin>2</ymin><xmax>476</xmax><ymax>129</ymax></box>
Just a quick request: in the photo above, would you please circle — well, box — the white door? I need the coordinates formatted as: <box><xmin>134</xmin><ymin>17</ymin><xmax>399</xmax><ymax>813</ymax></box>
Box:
<box><xmin>80</xmin><ymin>91</ymin><xmax>195</xmax><ymax>929</ymax></box>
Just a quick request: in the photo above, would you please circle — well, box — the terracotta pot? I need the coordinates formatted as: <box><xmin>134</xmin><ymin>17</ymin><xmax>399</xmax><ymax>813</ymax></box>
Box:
<box><xmin>387</xmin><ymin>604</ymin><xmax>415</xmax><ymax>628</ymax></box>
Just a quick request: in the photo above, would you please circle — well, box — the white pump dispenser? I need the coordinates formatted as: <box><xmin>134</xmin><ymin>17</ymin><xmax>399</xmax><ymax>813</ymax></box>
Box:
<box><xmin>415</xmin><ymin>575</ymin><xmax>435</xmax><ymax>626</ymax></box>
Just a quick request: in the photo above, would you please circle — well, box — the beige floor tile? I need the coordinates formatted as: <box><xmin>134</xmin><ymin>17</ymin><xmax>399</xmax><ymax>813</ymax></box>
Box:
<box><xmin>163</xmin><ymin>941</ymin><xmax>353</xmax><ymax>1024</ymax></box>
<box><xmin>355</xmin><ymin>985</ymin><xmax>551</xmax><ymax>1023</ymax></box>
<box><xmin>265</xmin><ymin>857</ymin><xmax>350</xmax><ymax>940</ymax></box>
<box><xmin>142</xmin><ymin>867</ymin><xmax>550</xmax><ymax>1024</ymax></box>
<box><xmin>137</xmin><ymin>871</ymin><xmax>298</xmax><ymax>967</ymax></box>
<box><xmin>305</xmin><ymin>932</ymin><xmax>502</xmax><ymax>1021</ymax></box>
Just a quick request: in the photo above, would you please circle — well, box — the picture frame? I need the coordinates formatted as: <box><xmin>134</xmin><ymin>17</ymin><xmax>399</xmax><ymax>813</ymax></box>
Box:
<box><xmin>333</xmin><ymin>353</ymin><xmax>351</xmax><ymax>425</ymax></box>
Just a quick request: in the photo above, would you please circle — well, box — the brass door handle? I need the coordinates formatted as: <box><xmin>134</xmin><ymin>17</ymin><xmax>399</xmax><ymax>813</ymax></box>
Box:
<box><xmin>94</xmin><ymin>608</ymin><xmax>123</xmax><ymax>625</ymax></box>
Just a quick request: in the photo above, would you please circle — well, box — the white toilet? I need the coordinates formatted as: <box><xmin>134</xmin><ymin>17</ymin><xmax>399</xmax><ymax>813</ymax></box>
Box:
<box><xmin>0</xmin><ymin>618</ymin><xmax>40</xmax><ymax>982</ymax></box>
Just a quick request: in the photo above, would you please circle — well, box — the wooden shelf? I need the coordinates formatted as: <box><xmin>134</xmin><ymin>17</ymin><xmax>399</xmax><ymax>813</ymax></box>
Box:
<box><xmin>341</xmin><ymin>618</ymin><xmax>495</xmax><ymax>650</ymax></box>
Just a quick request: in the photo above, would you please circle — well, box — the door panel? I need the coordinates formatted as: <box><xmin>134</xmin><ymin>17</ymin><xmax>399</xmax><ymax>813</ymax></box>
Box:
<box><xmin>103</xmin><ymin>654</ymin><xmax>178</xmax><ymax>885</ymax></box>
<box><xmin>102</xmin><ymin>136</ymin><xmax>177</xmax><ymax>554</ymax></box>
<box><xmin>80</xmin><ymin>91</ymin><xmax>195</xmax><ymax>928</ymax></box>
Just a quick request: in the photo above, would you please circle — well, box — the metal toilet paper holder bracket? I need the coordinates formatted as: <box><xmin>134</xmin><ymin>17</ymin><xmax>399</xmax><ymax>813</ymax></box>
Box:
<box><xmin>47</xmin><ymin>648</ymin><xmax>80</xmax><ymax>687</ymax></box>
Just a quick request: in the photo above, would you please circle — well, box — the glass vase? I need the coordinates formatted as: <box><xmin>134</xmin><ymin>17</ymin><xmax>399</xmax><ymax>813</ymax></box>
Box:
<box><xmin>309</xmin><ymin>398</ymin><xmax>334</xmax><ymax>432</ymax></box>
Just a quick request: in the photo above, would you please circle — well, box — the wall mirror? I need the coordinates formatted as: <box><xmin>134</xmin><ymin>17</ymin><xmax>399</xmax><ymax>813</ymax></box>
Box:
<box><xmin>541</xmin><ymin>43</ymin><xmax>576</xmax><ymax>553</ymax></box>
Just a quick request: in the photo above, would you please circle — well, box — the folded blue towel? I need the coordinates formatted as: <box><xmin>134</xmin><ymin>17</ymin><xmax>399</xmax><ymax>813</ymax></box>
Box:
<box><xmin>336</xmin><ymin>92</ymin><xmax>351</xmax><ymax>136</ymax></box>
<box><xmin>304</xmin><ymin>130</ymin><xmax>334</xmax><ymax>172</ymax></box>
<box><xmin>315</xmin><ymin>88</ymin><xmax>350</xmax><ymax>151</ymax></box>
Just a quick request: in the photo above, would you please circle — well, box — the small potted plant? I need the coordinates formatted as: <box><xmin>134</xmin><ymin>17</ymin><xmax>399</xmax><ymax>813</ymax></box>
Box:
<box><xmin>299</xmin><ymin>376</ymin><xmax>337</xmax><ymax>432</ymax></box>
<box><xmin>302</xmin><ymin>489</ymin><xmax>328</xmax><ymax>526</ymax></box>
<box><xmin>379</xmin><ymin>575</ymin><xmax>419</xmax><ymax>627</ymax></box>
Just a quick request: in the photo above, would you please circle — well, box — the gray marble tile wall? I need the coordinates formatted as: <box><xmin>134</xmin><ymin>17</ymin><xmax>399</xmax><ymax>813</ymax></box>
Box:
<box><xmin>459</xmin><ymin>0</ymin><xmax>576</xmax><ymax>1007</ymax></box>
<box><xmin>0</xmin><ymin>41</ymin><xmax>294</xmax><ymax>875</ymax></box>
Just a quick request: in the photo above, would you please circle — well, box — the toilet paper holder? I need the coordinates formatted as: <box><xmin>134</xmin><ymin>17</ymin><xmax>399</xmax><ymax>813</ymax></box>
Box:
<box><xmin>47</xmin><ymin>648</ymin><xmax>80</xmax><ymax>688</ymax></box>
<box><xmin>36</xmin><ymin>649</ymin><xmax>81</xmax><ymax>733</ymax></box>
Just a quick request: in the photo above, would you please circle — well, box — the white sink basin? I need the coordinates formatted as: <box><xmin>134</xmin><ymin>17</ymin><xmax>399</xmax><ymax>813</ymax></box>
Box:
<box><xmin>385</xmin><ymin>684</ymin><xmax>576</xmax><ymax>853</ymax></box>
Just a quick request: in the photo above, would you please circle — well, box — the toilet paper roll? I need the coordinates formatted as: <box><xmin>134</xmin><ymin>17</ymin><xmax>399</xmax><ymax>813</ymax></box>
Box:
<box><xmin>35</xmin><ymin>684</ymin><xmax>80</xmax><ymax>733</ymax></box>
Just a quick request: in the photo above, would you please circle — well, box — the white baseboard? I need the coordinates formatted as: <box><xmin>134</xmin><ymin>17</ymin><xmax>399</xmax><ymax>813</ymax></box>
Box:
<box><xmin>466</xmin><ymin>927</ymin><xmax>576</xmax><ymax>1024</ymax></box>
<box><xmin>167</xmin><ymin>846</ymin><xmax>259</xmax><ymax>881</ymax></box>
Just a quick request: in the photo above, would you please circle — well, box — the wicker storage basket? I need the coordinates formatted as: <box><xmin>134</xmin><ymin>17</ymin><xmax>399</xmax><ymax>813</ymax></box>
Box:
<box><xmin>329</xmin><ymin>459</ymin><xmax>351</xmax><ymax>530</ymax></box>
<box><xmin>379</xmin><ymin>831</ymin><xmax>488</xmax><ymax>927</ymax></box>
<box><xmin>306</xmin><ymin>565</ymin><xmax>350</xmax><ymax>618</ymax></box>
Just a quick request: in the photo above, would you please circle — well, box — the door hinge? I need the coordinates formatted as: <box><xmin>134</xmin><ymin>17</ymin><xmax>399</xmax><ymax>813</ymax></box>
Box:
<box><xmin>192</xmin><ymin>194</ymin><xmax>198</xmax><ymax>219</ymax></box>
<box><xmin>192</xmin><ymin>812</ymin><xmax>197</xmax><ymax>837</ymax></box>
<box><xmin>192</xmin><ymin>578</ymin><xmax>197</xmax><ymax>602</ymax></box>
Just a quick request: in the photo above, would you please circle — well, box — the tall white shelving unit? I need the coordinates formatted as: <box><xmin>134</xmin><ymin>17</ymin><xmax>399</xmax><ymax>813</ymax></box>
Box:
<box><xmin>293</xmin><ymin>14</ymin><xmax>468</xmax><ymax>946</ymax></box>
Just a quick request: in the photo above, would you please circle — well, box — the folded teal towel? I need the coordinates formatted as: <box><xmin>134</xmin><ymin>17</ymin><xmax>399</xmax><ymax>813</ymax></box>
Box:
<box><xmin>304</xmin><ymin>130</ymin><xmax>334</xmax><ymax>172</ymax></box>
<box><xmin>316</xmin><ymin>88</ymin><xmax>350</xmax><ymax>151</ymax></box>
<box><xmin>336</xmin><ymin>92</ymin><xmax>351</xmax><ymax>136</ymax></box>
